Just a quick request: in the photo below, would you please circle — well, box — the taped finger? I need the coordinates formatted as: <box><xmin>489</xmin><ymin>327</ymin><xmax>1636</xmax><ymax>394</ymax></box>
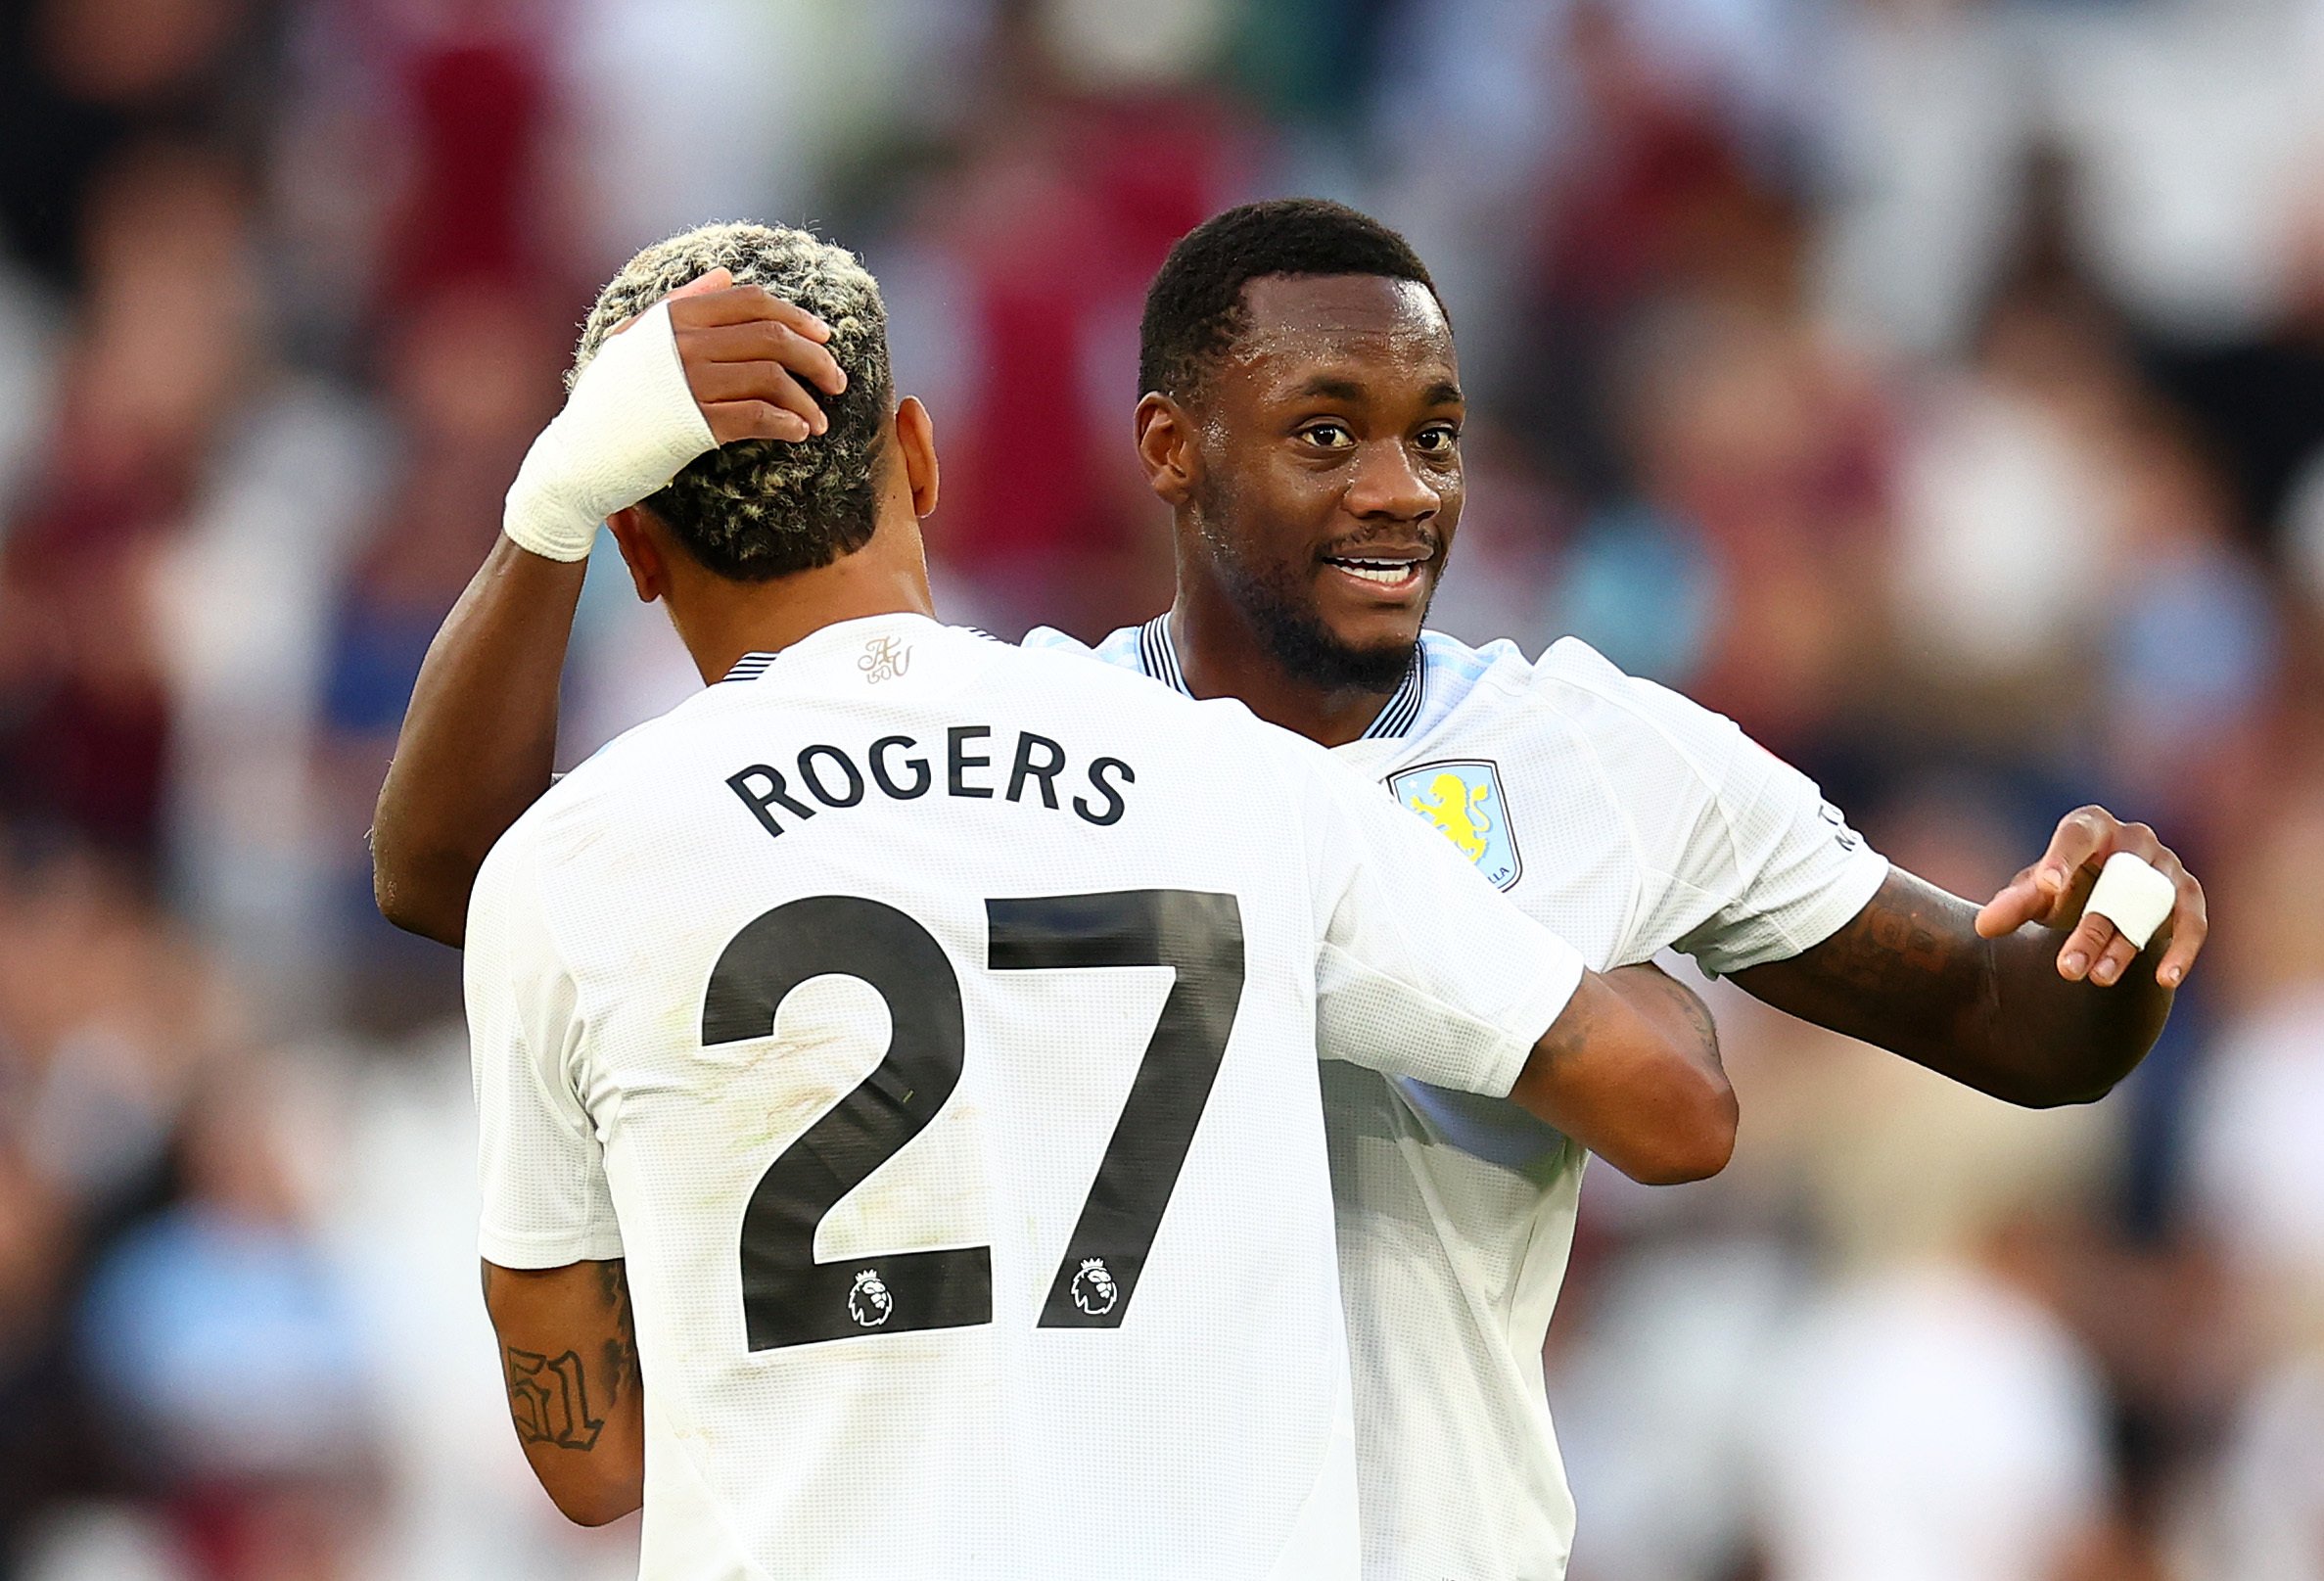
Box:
<box><xmin>2083</xmin><ymin>851</ymin><xmax>2176</xmax><ymax>952</ymax></box>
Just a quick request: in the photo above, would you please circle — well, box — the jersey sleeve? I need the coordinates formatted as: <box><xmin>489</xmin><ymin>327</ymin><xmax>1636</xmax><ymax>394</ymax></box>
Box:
<box><xmin>1582</xmin><ymin>660</ymin><xmax>1889</xmax><ymax>976</ymax></box>
<box><xmin>465</xmin><ymin>826</ymin><xmax>624</xmax><ymax>1269</ymax></box>
<box><xmin>1263</xmin><ymin>723</ymin><xmax>1585</xmax><ymax>1096</ymax></box>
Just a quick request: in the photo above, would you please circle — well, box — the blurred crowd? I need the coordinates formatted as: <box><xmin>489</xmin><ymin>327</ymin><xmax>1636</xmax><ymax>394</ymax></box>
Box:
<box><xmin>0</xmin><ymin>0</ymin><xmax>2319</xmax><ymax>1577</ymax></box>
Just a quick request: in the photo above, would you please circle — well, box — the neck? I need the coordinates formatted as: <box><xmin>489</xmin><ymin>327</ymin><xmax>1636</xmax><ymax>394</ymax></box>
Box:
<box><xmin>1169</xmin><ymin>558</ymin><xmax>1401</xmax><ymax>749</ymax></box>
<box><xmin>669</xmin><ymin>518</ymin><xmax>936</xmax><ymax>683</ymax></box>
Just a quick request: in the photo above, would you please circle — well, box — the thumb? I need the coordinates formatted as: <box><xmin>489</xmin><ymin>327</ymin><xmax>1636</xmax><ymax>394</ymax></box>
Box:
<box><xmin>1975</xmin><ymin>870</ymin><xmax>2046</xmax><ymax>938</ymax></box>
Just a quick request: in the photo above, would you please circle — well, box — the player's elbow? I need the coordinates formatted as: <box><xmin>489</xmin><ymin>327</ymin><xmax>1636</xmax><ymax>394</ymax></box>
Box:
<box><xmin>2014</xmin><ymin>1056</ymin><xmax>2138</xmax><ymax>1111</ymax></box>
<box><xmin>1978</xmin><ymin>1024</ymin><xmax>2158</xmax><ymax>1110</ymax></box>
<box><xmin>529</xmin><ymin>1450</ymin><xmax>644</xmax><ymax>1529</ymax></box>
<box><xmin>555</xmin><ymin>1488</ymin><xmax>645</xmax><ymax>1525</ymax></box>
<box><xmin>1613</xmin><ymin>1069</ymin><xmax>1738</xmax><ymax>1186</ymax></box>
<box><xmin>545</xmin><ymin>1479</ymin><xmax>642</xmax><ymax>1529</ymax></box>
<box><xmin>370</xmin><ymin>842</ymin><xmax>470</xmax><ymax>947</ymax></box>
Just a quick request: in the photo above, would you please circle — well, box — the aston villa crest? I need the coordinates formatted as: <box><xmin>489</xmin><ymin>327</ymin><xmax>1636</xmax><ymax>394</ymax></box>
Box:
<box><xmin>1387</xmin><ymin>760</ymin><xmax>1522</xmax><ymax>890</ymax></box>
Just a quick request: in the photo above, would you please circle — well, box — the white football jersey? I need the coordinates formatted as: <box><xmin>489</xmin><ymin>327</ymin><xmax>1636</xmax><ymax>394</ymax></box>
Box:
<box><xmin>1031</xmin><ymin>616</ymin><xmax>1891</xmax><ymax>1580</ymax></box>
<box><xmin>466</xmin><ymin>614</ymin><xmax>1588</xmax><ymax>1581</ymax></box>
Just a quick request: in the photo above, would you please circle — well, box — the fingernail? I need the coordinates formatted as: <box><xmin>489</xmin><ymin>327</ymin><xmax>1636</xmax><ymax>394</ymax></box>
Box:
<box><xmin>2161</xmin><ymin>965</ymin><xmax>2182</xmax><ymax>986</ymax></box>
<box><xmin>2093</xmin><ymin>959</ymin><xmax>2117</xmax><ymax>985</ymax></box>
<box><xmin>2063</xmin><ymin>952</ymin><xmax>2088</xmax><ymax>976</ymax></box>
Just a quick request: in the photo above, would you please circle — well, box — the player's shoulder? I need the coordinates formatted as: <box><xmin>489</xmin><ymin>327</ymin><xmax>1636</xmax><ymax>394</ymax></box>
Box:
<box><xmin>1023</xmin><ymin>620</ymin><xmax>1144</xmax><ymax>674</ymax></box>
<box><xmin>1432</xmin><ymin>631</ymin><xmax>1742</xmax><ymax>752</ymax></box>
<box><xmin>1424</xmin><ymin>628</ymin><xmax>1650</xmax><ymax>711</ymax></box>
<box><xmin>1013</xmin><ymin>622</ymin><xmax>1264</xmax><ymax>732</ymax></box>
<box><xmin>476</xmin><ymin>732</ymin><xmax>646</xmax><ymax>893</ymax></box>
<box><xmin>484</xmin><ymin>674</ymin><xmax>754</xmax><ymax>876</ymax></box>
<box><xmin>1007</xmin><ymin>627</ymin><xmax>1160</xmax><ymax>692</ymax></box>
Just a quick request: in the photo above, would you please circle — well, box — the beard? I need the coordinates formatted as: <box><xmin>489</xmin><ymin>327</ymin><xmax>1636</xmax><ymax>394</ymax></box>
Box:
<box><xmin>1194</xmin><ymin>480</ymin><xmax>1427</xmax><ymax>694</ymax></box>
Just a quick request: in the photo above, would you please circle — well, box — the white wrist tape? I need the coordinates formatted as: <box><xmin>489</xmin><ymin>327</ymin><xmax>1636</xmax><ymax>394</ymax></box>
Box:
<box><xmin>2083</xmin><ymin>851</ymin><xmax>2175</xmax><ymax>951</ymax></box>
<box><xmin>502</xmin><ymin>300</ymin><xmax>718</xmax><ymax>561</ymax></box>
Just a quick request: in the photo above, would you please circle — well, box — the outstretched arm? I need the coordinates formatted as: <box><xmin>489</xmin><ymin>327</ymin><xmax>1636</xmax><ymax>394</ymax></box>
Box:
<box><xmin>370</xmin><ymin>270</ymin><xmax>843</xmax><ymax>944</ymax></box>
<box><xmin>482</xmin><ymin>1259</ymin><xmax>646</xmax><ymax>1526</ymax></box>
<box><xmin>1730</xmin><ymin>808</ymin><xmax>2206</xmax><ymax>1107</ymax></box>
<box><xmin>1509</xmin><ymin>960</ymin><xmax>1735</xmax><ymax>1186</ymax></box>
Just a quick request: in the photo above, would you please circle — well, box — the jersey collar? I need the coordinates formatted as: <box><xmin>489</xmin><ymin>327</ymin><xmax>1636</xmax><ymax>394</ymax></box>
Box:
<box><xmin>721</xmin><ymin>652</ymin><xmax>779</xmax><ymax>682</ymax></box>
<box><xmin>716</xmin><ymin>612</ymin><xmax>968</xmax><ymax>684</ymax></box>
<box><xmin>1135</xmin><ymin>613</ymin><xmax>1426</xmax><ymax>741</ymax></box>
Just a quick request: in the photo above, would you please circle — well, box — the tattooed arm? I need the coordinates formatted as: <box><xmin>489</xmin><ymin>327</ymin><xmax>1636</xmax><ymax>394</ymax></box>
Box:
<box><xmin>482</xmin><ymin>1259</ymin><xmax>645</xmax><ymax>1526</ymax></box>
<box><xmin>1728</xmin><ymin>808</ymin><xmax>2200</xmax><ymax>1109</ymax></box>
<box><xmin>1510</xmin><ymin>961</ymin><xmax>1736</xmax><ymax>1186</ymax></box>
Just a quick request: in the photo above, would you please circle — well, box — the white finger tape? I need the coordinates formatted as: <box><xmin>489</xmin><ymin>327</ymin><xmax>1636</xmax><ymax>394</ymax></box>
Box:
<box><xmin>503</xmin><ymin>299</ymin><xmax>718</xmax><ymax>561</ymax></box>
<box><xmin>2083</xmin><ymin>851</ymin><xmax>2176</xmax><ymax>952</ymax></box>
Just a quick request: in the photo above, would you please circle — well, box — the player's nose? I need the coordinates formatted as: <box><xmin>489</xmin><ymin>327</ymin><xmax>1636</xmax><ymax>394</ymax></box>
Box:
<box><xmin>1341</xmin><ymin>438</ymin><xmax>1441</xmax><ymax>523</ymax></box>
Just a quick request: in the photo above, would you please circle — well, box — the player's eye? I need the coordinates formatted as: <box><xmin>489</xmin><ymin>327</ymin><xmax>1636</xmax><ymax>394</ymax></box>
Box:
<box><xmin>1299</xmin><ymin>422</ymin><xmax>1355</xmax><ymax>450</ymax></box>
<box><xmin>1414</xmin><ymin>425</ymin><xmax>1461</xmax><ymax>455</ymax></box>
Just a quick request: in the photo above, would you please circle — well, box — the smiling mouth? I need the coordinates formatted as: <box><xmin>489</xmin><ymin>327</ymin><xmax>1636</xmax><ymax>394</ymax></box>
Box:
<box><xmin>1321</xmin><ymin>552</ymin><xmax>1433</xmax><ymax>594</ymax></box>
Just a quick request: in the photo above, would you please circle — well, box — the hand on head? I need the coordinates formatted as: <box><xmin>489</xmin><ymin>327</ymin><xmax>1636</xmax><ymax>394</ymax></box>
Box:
<box><xmin>627</xmin><ymin>266</ymin><xmax>849</xmax><ymax>444</ymax></box>
<box><xmin>504</xmin><ymin>267</ymin><xmax>854</xmax><ymax>561</ymax></box>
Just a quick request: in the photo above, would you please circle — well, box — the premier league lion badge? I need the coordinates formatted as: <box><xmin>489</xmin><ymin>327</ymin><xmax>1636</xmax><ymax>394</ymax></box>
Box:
<box><xmin>1071</xmin><ymin>1258</ymin><xmax>1119</xmax><ymax>1317</ymax></box>
<box><xmin>1388</xmin><ymin>760</ymin><xmax>1522</xmax><ymax>891</ymax></box>
<box><xmin>847</xmin><ymin>1269</ymin><xmax>894</xmax><ymax>1328</ymax></box>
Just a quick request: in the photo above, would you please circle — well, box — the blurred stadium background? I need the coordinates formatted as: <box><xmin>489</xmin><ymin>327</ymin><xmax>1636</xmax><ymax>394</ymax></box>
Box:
<box><xmin>0</xmin><ymin>0</ymin><xmax>2320</xmax><ymax>1576</ymax></box>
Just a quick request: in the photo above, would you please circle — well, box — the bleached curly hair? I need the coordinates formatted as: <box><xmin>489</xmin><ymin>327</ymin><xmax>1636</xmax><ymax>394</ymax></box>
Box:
<box><xmin>574</xmin><ymin>221</ymin><xmax>894</xmax><ymax>581</ymax></box>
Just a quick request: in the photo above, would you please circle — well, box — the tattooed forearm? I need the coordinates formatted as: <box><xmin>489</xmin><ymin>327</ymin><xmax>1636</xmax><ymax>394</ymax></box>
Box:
<box><xmin>505</xmin><ymin>1346</ymin><xmax>607</xmax><ymax>1450</ymax></box>
<box><xmin>1729</xmin><ymin>868</ymin><xmax>2167</xmax><ymax>1107</ymax></box>
<box><xmin>484</xmin><ymin>1258</ymin><xmax>643</xmax><ymax>1455</ymax></box>
<box><xmin>596</xmin><ymin>1259</ymin><xmax>640</xmax><ymax>1421</ymax></box>
<box><xmin>1800</xmin><ymin>875</ymin><xmax>1975</xmax><ymax>997</ymax></box>
<box><xmin>481</xmin><ymin>1257</ymin><xmax>647</xmax><ymax>1522</ymax></box>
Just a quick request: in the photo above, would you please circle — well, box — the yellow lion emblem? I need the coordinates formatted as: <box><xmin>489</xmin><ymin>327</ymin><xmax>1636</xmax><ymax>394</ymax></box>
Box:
<box><xmin>1412</xmin><ymin>771</ymin><xmax>1493</xmax><ymax>862</ymax></box>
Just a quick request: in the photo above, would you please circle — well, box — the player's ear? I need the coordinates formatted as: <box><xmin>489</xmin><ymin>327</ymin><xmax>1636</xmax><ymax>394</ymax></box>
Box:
<box><xmin>606</xmin><ymin>505</ymin><xmax>667</xmax><ymax>603</ymax></box>
<box><xmin>894</xmin><ymin>395</ymin><xmax>939</xmax><ymax>519</ymax></box>
<box><xmin>1135</xmin><ymin>393</ymin><xmax>1198</xmax><ymax>508</ymax></box>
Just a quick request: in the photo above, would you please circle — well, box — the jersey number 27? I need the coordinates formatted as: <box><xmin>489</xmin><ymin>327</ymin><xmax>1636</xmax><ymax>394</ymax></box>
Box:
<box><xmin>702</xmin><ymin>890</ymin><xmax>1245</xmax><ymax>1351</ymax></box>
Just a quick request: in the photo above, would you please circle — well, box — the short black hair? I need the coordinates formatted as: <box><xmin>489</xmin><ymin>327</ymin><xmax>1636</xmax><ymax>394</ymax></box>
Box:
<box><xmin>1138</xmin><ymin>199</ymin><xmax>1439</xmax><ymax>401</ymax></box>
<box><xmin>575</xmin><ymin>222</ymin><xmax>893</xmax><ymax>581</ymax></box>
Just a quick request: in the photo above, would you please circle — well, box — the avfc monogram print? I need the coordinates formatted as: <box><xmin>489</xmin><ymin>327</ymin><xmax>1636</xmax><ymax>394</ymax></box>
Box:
<box><xmin>1388</xmin><ymin>761</ymin><xmax>1522</xmax><ymax>891</ymax></box>
<box><xmin>859</xmin><ymin>634</ymin><xmax>911</xmax><ymax>683</ymax></box>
